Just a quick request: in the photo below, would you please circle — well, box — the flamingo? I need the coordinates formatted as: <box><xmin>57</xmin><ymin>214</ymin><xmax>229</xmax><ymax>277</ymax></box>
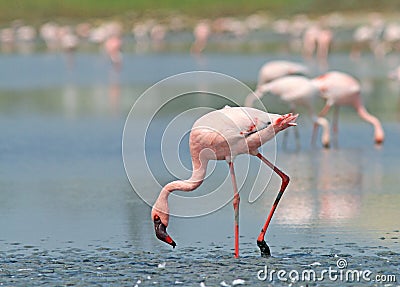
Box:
<box><xmin>303</xmin><ymin>25</ymin><xmax>333</xmax><ymax>66</ymax></box>
<box><xmin>311</xmin><ymin>71</ymin><xmax>384</xmax><ymax>145</ymax></box>
<box><xmin>257</xmin><ymin>60</ymin><xmax>309</xmax><ymax>87</ymax></box>
<box><xmin>151</xmin><ymin>106</ymin><xmax>298</xmax><ymax>258</ymax></box>
<box><xmin>245</xmin><ymin>75</ymin><xmax>330</xmax><ymax>148</ymax></box>
<box><xmin>104</xmin><ymin>34</ymin><xmax>123</xmax><ymax>71</ymax></box>
<box><xmin>302</xmin><ymin>25</ymin><xmax>320</xmax><ymax>60</ymax></box>
<box><xmin>190</xmin><ymin>20</ymin><xmax>210</xmax><ymax>54</ymax></box>
<box><xmin>350</xmin><ymin>15</ymin><xmax>385</xmax><ymax>59</ymax></box>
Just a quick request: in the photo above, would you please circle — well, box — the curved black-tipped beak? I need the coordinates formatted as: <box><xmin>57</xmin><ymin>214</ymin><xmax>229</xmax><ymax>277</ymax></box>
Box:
<box><xmin>154</xmin><ymin>216</ymin><xmax>176</xmax><ymax>248</ymax></box>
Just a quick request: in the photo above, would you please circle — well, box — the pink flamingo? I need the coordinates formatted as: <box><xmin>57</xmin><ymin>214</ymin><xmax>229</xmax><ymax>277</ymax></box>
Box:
<box><xmin>151</xmin><ymin>106</ymin><xmax>298</xmax><ymax>258</ymax></box>
<box><xmin>245</xmin><ymin>76</ymin><xmax>330</xmax><ymax>148</ymax></box>
<box><xmin>311</xmin><ymin>71</ymin><xmax>384</xmax><ymax>145</ymax></box>
<box><xmin>302</xmin><ymin>25</ymin><xmax>320</xmax><ymax>60</ymax></box>
<box><xmin>303</xmin><ymin>25</ymin><xmax>333</xmax><ymax>68</ymax></box>
<box><xmin>316</xmin><ymin>28</ymin><xmax>333</xmax><ymax>67</ymax></box>
<box><xmin>190</xmin><ymin>21</ymin><xmax>210</xmax><ymax>54</ymax></box>
<box><xmin>104</xmin><ymin>35</ymin><xmax>122</xmax><ymax>71</ymax></box>
<box><xmin>305</xmin><ymin>27</ymin><xmax>333</xmax><ymax>59</ymax></box>
<box><xmin>257</xmin><ymin>60</ymin><xmax>309</xmax><ymax>87</ymax></box>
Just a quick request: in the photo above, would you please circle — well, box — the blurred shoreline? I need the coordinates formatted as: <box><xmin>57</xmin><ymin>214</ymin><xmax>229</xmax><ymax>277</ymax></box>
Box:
<box><xmin>2</xmin><ymin>1</ymin><xmax>400</xmax><ymax>24</ymax></box>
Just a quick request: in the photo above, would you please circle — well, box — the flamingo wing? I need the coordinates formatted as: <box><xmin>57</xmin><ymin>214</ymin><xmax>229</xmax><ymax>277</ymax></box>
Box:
<box><xmin>194</xmin><ymin>107</ymin><xmax>272</xmax><ymax>139</ymax></box>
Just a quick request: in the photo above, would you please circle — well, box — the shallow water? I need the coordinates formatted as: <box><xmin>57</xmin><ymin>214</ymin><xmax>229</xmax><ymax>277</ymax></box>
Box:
<box><xmin>1</xmin><ymin>50</ymin><xmax>400</xmax><ymax>286</ymax></box>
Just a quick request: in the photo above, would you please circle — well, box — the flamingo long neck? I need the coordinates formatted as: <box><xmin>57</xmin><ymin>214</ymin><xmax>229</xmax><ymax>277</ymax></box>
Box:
<box><xmin>355</xmin><ymin>104</ymin><xmax>384</xmax><ymax>143</ymax></box>
<box><xmin>164</xmin><ymin>156</ymin><xmax>207</xmax><ymax>193</ymax></box>
<box><xmin>245</xmin><ymin>89</ymin><xmax>262</xmax><ymax>107</ymax></box>
<box><xmin>254</xmin><ymin>125</ymin><xmax>278</xmax><ymax>147</ymax></box>
<box><xmin>152</xmin><ymin>156</ymin><xmax>208</xmax><ymax>225</ymax></box>
<box><xmin>245</xmin><ymin>83</ymin><xmax>272</xmax><ymax>107</ymax></box>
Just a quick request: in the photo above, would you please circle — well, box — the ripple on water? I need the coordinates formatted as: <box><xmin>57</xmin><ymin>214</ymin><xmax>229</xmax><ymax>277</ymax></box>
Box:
<box><xmin>0</xmin><ymin>243</ymin><xmax>399</xmax><ymax>286</ymax></box>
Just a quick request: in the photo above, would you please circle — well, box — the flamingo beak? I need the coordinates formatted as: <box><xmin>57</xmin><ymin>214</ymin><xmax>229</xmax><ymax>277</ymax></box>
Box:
<box><xmin>288</xmin><ymin>113</ymin><xmax>299</xmax><ymax>126</ymax></box>
<box><xmin>154</xmin><ymin>216</ymin><xmax>176</xmax><ymax>248</ymax></box>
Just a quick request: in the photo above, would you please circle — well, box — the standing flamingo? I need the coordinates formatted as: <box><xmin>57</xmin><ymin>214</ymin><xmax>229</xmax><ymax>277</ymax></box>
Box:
<box><xmin>303</xmin><ymin>25</ymin><xmax>333</xmax><ymax>67</ymax></box>
<box><xmin>151</xmin><ymin>106</ymin><xmax>298</xmax><ymax>258</ymax></box>
<box><xmin>245</xmin><ymin>76</ymin><xmax>330</xmax><ymax>148</ymax></box>
<box><xmin>257</xmin><ymin>60</ymin><xmax>309</xmax><ymax>87</ymax></box>
<box><xmin>311</xmin><ymin>71</ymin><xmax>384</xmax><ymax>145</ymax></box>
<box><xmin>190</xmin><ymin>20</ymin><xmax>210</xmax><ymax>54</ymax></box>
<box><xmin>104</xmin><ymin>34</ymin><xmax>123</xmax><ymax>71</ymax></box>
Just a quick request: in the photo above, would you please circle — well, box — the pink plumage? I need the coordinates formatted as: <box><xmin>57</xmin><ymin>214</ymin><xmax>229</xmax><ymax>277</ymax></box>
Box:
<box><xmin>151</xmin><ymin>106</ymin><xmax>298</xmax><ymax>258</ymax></box>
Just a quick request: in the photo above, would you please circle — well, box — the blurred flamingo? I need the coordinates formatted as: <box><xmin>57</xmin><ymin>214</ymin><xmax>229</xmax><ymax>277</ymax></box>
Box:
<box><xmin>245</xmin><ymin>75</ymin><xmax>330</xmax><ymax>148</ymax></box>
<box><xmin>311</xmin><ymin>71</ymin><xmax>384</xmax><ymax>145</ymax></box>
<box><xmin>303</xmin><ymin>25</ymin><xmax>333</xmax><ymax>68</ymax></box>
<box><xmin>256</xmin><ymin>60</ymin><xmax>309</xmax><ymax>87</ymax></box>
<box><xmin>191</xmin><ymin>21</ymin><xmax>210</xmax><ymax>54</ymax></box>
<box><xmin>350</xmin><ymin>15</ymin><xmax>385</xmax><ymax>59</ymax></box>
<box><xmin>104</xmin><ymin>35</ymin><xmax>122</xmax><ymax>71</ymax></box>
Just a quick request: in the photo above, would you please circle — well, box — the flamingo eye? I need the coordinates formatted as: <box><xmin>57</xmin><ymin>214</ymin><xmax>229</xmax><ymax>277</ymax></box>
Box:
<box><xmin>267</xmin><ymin>121</ymin><xmax>271</xmax><ymax>125</ymax></box>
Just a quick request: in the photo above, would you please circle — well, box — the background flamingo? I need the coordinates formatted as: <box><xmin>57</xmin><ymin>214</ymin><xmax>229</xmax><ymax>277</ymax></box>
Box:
<box><xmin>245</xmin><ymin>75</ymin><xmax>330</xmax><ymax>148</ymax></box>
<box><xmin>104</xmin><ymin>34</ymin><xmax>122</xmax><ymax>71</ymax></box>
<box><xmin>190</xmin><ymin>20</ymin><xmax>211</xmax><ymax>54</ymax></box>
<box><xmin>311</xmin><ymin>71</ymin><xmax>384</xmax><ymax>145</ymax></box>
<box><xmin>256</xmin><ymin>60</ymin><xmax>309</xmax><ymax>87</ymax></box>
<box><xmin>151</xmin><ymin>106</ymin><xmax>298</xmax><ymax>258</ymax></box>
<box><xmin>303</xmin><ymin>25</ymin><xmax>333</xmax><ymax>68</ymax></box>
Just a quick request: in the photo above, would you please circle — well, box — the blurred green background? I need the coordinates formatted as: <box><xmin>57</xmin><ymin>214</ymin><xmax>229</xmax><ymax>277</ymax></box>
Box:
<box><xmin>2</xmin><ymin>0</ymin><xmax>400</xmax><ymax>24</ymax></box>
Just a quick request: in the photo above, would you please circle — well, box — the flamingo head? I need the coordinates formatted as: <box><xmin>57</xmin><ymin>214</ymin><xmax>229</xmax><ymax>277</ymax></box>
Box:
<box><xmin>272</xmin><ymin>113</ymin><xmax>299</xmax><ymax>133</ymax></box>
<box><xmin>374</xmin><ymin>119</ymin><xmax>385</xmax><ymax>145</ymax></box>
<box><xmin>375</xmin><ymin>134</ymin><xmax>384</xmax><ymax>145</ymax></box>
<box><xmin>153</xmin><ymin>215</ymin><xmax>176</xmax><ymax>248</ymax></box>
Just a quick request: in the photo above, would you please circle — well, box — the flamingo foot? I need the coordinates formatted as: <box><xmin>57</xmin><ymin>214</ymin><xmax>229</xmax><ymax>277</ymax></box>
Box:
<box><xmin>257</xmin><ymin>240</ymin><xmax>271</xmax><ymax>257</ymax></box>
<box><xmin>323</xmin><ymin>142</ymin><xmax>330</xmax><ymax>149</ymax></box>
<box><xmin>154</xmin><ymin>216</ymin><xmax>176</xmax><ymax>248</ymax></box>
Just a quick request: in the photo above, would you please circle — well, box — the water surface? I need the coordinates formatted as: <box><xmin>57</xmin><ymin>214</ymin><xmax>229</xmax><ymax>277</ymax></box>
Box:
<box><xmin>0</xmin><ymin>50</ymin><xmax>399</xmax><ymax>286</ymax></box>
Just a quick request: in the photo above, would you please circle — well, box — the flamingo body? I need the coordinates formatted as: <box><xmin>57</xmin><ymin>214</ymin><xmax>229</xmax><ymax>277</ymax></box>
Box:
<box><xmin>312</xmin><ymin>72</ymin><xmax>360</xmax><ymax>106</ymax></box>
<box><xmin>257</xmin><ymin>76</ymin><xmax>319</xmax><ymax>105</ymax></box>
<box><xmin>257</xmin><ymin>60</ymin><xmax>309</xmax><ymax>86</ymax></box>
<box><xmin>191</xmin><ymin>106</ymin><xmax>282</xmax><ymax>159</ymax></box>
<box><xmin>311</xmin><ymin>71</ymin><xmax>384</xmax><ymax>144</ymax></box>
<box><xmin>246</xmin><ymin>76</ymin><xmax>330</xmax><ymax>147</ymax></box>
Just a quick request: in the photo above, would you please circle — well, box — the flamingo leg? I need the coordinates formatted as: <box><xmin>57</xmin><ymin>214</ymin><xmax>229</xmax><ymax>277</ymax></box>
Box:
<box><xmin>228</xmin><ymin>161</ymin><xmax>240</xmax><ymax>258</ymax></box>
<box><xmin>333</xmin><ymin>105</ymin><xmax>339</xmax><ymax>133</ymax></box>
<box><xmin>256</xmin><ymin>153</ymin><xmax>290</xmax><ymax>257</ymax></box>
<box><xmin>312</xmin><ymin>103</ymin><xmax>331</xmax><ymax>146</ymax></box>
<box><xmin>333</xmin><ymin>106</ymin><xmax>339</xmax><ymax>148</ymax></box>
